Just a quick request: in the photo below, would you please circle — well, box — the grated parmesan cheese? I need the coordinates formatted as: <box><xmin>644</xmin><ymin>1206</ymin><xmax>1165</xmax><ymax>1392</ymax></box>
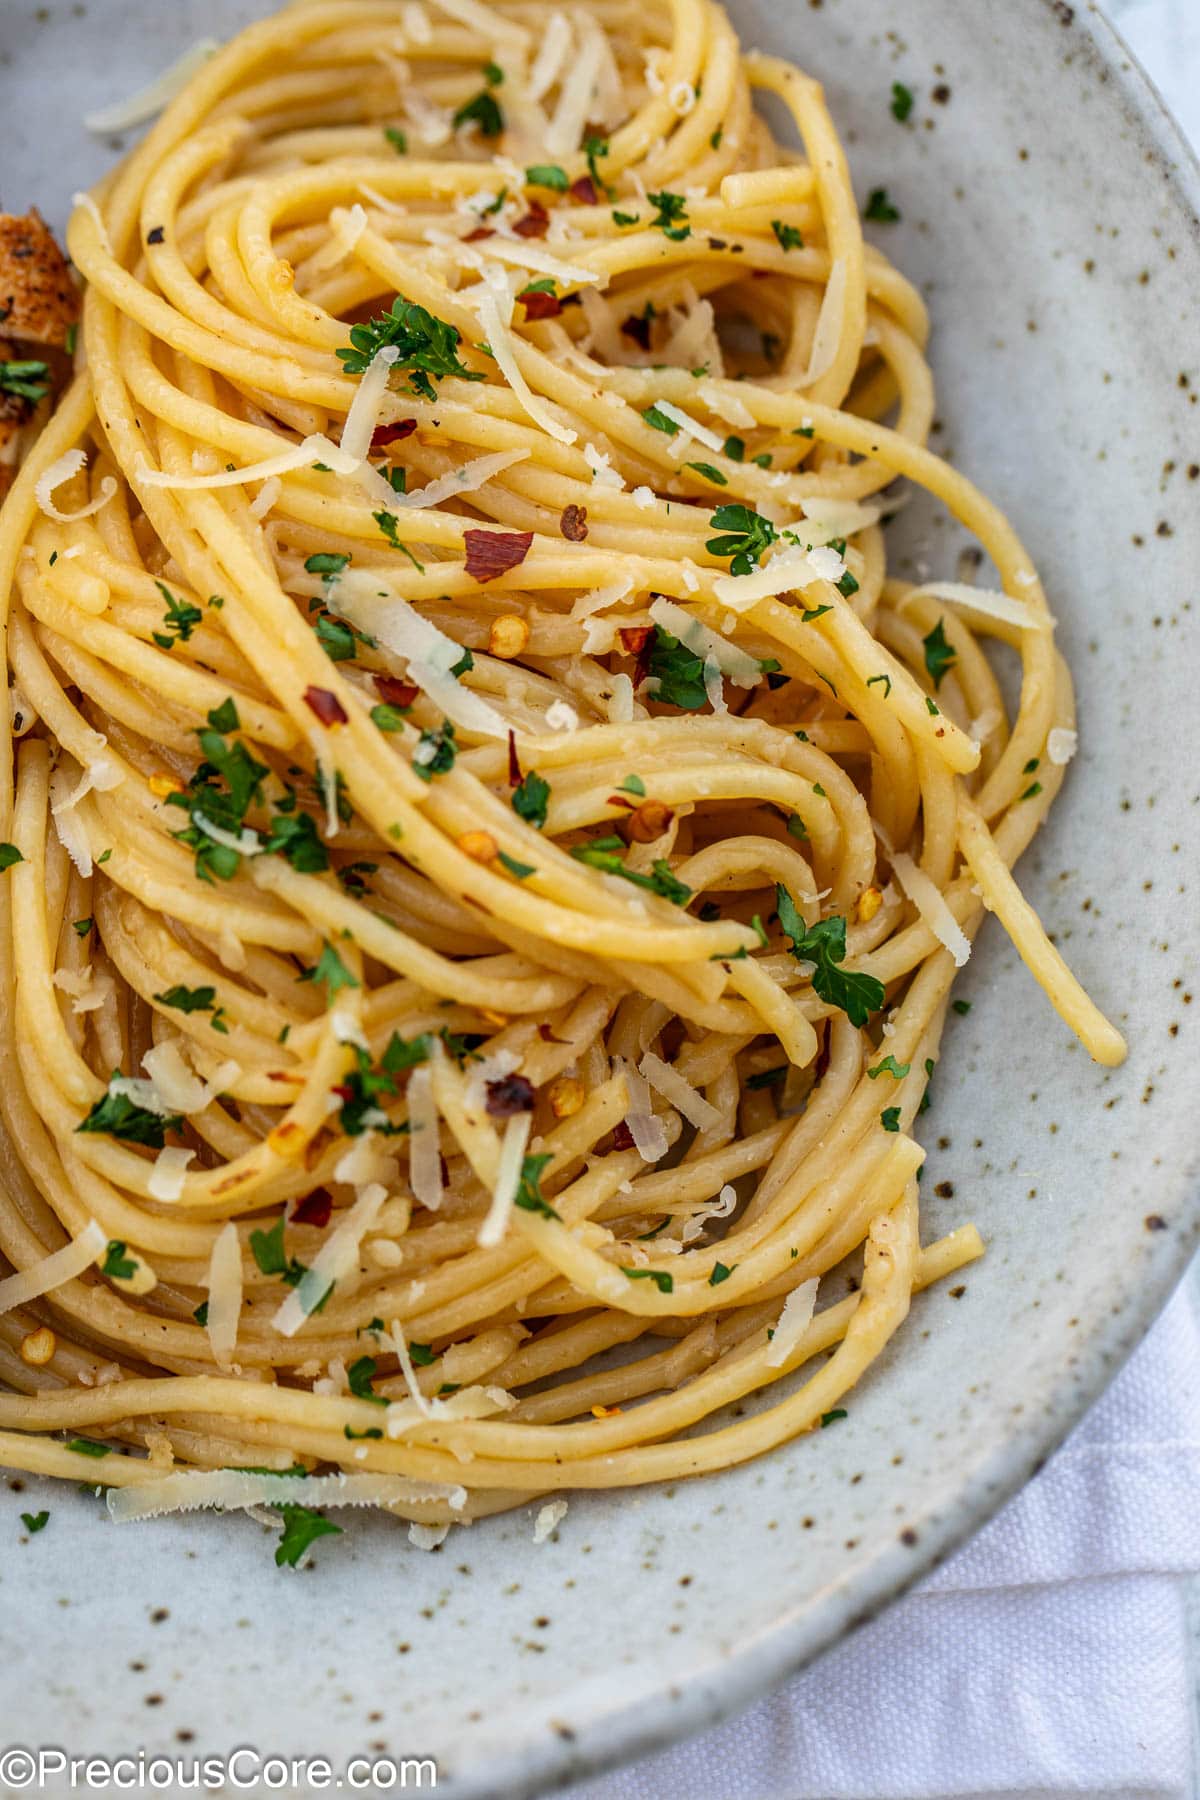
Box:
<box><xmin>889</xmin><ymin>850</ymin><xmax>971</xmax><ymax>968</ymax></box>
<box><xmin>0</xmin><ymin>1220</ymin><xmax>106</xmax><ymax>1315</ymax></box>
<box><xmin>272</xmin><ymin>1184</ymin><xmax>387</xmax><ymax>1337</ymax></box>
<box><xmin>905</xmin><ymin>580</ymin><xmax>1046</xmax><ymax>633</ymax></box>
<box><xmin>108</xmin><ymin>1468</ymin><xmax>468</xmax><ymax>1524</ymax></box>
<box><xmin>476</xmin><ymin>289</ymin><xmax>577</xmax><ymax>445</ymax></box>
<box><xmin>648</xmin><ymin>596</ymin><xmax>761</xmax><ymax>687</ymax></box>
<box><xmin>407</xmin><ymin>1063</ymin><xmax>443</xmax><ymax>1211</ymax></box>
<box><xmin>478</xmin><ymin>1112</ymin><xmax>533</xmax><ymax>1247</ymax></box>
<box><xmin>148</xmin><ymin>1145</ymin><xmax>194</xmax><ymax>1201</ymax></box>
<box><xmin>638</xmin><ymin>1052</ymin><xmax>722</xmax><ymax>1131</ymax></box>
<box><xmin>1047</xmin><ymin>727</ymin><xmax>1077</xmax><ymax>766</ymax></box>
<box><xmin>649</xmin><ymin>399</ymin><xmax>725</xmax><ymax>454</ymax></box>
<box><xmin>205</xmin><ymin>1220</ymin><xmax>242</xmax><ymax>1370</ymax></box>
<box><xmin>35</xmin><ymin>450</ymin><xmax>117</xmax><ymax>524</ymax></box>
<box><xmin>765</xmin><ymin>1278</ymin><xmax>819</xmax><ymax>1367</ymax></box>
<box><xmin>533</xmin><ymin>1498</ymin><xmax>568</xmax><ymax>1542</ymax></box>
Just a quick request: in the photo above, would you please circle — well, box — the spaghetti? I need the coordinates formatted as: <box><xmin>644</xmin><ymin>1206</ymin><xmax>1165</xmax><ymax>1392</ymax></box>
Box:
<box><xmin>0</xmin><ymin>0</ymin><xmax>1125</xmax><ymax>1545</ymax></box>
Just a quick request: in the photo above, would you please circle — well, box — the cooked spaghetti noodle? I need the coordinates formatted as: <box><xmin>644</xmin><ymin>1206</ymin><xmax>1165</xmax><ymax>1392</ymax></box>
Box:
<box><xmin>0</xmin><ymin>0</ymin><xmax>1125</xmax><ymax>1543</ymax></box>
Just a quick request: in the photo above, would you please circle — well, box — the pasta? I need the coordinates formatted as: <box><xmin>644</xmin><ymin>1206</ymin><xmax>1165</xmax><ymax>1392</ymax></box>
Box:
<box><xmin>0</xmin><ymin>0</ymin><xmax>1125</xmax><ymax>1547</ymax></box>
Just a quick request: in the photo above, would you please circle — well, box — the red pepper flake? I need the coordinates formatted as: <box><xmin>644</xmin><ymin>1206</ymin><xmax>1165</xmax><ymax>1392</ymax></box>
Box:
<box><xmin>374</xmin><ymin>673</ymin><xmax>419</xmax><ymax>709</ymax></box>
<box><xmin>463</xmin><ymin>226</ymin><xmax>495</xmax><ymax>243</ymax></box>
<box><xmin>611</xmin><ymin>1122</ymin><xmax>635</xmax><ymax>1151</ymax></box>
<box><xmin>464</xmin><ymin>528</ymin><xmax>533</xmax><ymax>583</ymax></box>
<box><xmin>485</xmin><ymin>1072</ymin><xmax>536</xmax><ymax>1118</ymax></box>
<box><xmin>331</xmin><ymin>1085</ymin><xmax>355</xmax><ymax>1102</ymax></box>
<box><xmin>304</xmin><ymin>685</ymin><xmax>348</xmax><ymax>726</ymax></box>
<box><xmin>507</xmin><ymin>728</ymin><xmax>522</xmax><ymax>787</ymax></box>
<box><xmin>606</xmin><ymin>793</ymin><xmax>636</xmax><ymax>810</ymax></box>
<box><xmin>559</xmin><ymin>503</ymin><xmax>588</xmax><ymax>542</ymax></box>
<box><xmin>291</xmin><ymin>1189</ymin><xmax>333</xmax><ymax>1228</ymax></box>
<box><xmin>620</xmin><ymin>313</ymin><xmax>652</xmax><ymax>351</ymax></box>
<box><xmin>511</xmin><ymin>203</ymin><xmax>549</xmax><ymax>239</ymax></box>
<box><xmin>520</xmin><ymin>289</ymin><xmax>561</xmax><ymax>321</ymax></box>
<box><xmin>569</xmin><ymin>175</ymin><xmax>598</xmax><ymax>206</ymax></box>
<box><xmin>371</xmin><ymin>419</ymin><xmax>417</xmax><ymax>449</ymax></box>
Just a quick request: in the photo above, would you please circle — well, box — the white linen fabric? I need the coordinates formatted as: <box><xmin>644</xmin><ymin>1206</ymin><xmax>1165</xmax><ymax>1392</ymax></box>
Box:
<box><xmin>569</xmin><ymin>1273</ymin><xmax>1200</xmax><ymax>1799</ymax></box>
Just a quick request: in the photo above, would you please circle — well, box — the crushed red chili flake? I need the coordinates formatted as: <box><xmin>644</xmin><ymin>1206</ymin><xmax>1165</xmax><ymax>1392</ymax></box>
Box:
<box><xmin>464</xmin><ymin>528</ymin><xmax>533</xmax><ymax>583</ymax></box>
<box><xmin>520</xmin><ymin>289</ymin><xmax>561</xmax><ymax>321</ymax></box>
<box><xmin>606</xmin><ymin>792</ymin><xmax>636</xmax><ymax>810</ymax></box>
<box><xmin>463</xmin><ymin>226</ymin><xmax>495</xmax><ymax>243</ymax></box>
<box><xmin>569</xmin><ymin>176</ymin><xmax>598</xmax><ymax>205</ymax></box>
<box><xmin>618</xmin><ymin>625</ymin><xmax>652</xmax><ymax>656</ymax></box>
<box><xmin>484</xmin><ymin>1072</ymin><xmax>536</xmax><ymax>1118</ymax></box>
<box><xmin>291</xmin><ymin>1189</ymin><xmax>333</xmax><ymax>1228</ymax></box>
<box><xmin>371</xmin><ymin>419</ymin><xmax>417</xmax><ymax>449</ymax></box>
<box><xmin>507</xmin><ymin>728</ymin><xmax>522</xmax><ymax>787</ymax></box>
<box><xmin>374</xmin><ymin>673</ymin><xmax>419</xmax><ymax>709</ymax></box>
<box><xmin>511</xmin><ymin>203</ymin><xmax>549</xmax><ymax>239</ymax></box>
<box><xmin>620</xmin><ymin>313</ymin><xmax>652</xmax><ymax>351</ymax></box>
<box><xmin>559</xmin><ymin>503</ymin><xmax>588</xmax><ymax>542</ymax></box>
<box><xmin>611</xmin><ymin>1122</ymin><xmax>635</xmax><ymax>1151</ymax></box>
<box><xmin>303</xmin><ymin>685</ymin><xmax>348</xmax><ymax>725</ymax></box>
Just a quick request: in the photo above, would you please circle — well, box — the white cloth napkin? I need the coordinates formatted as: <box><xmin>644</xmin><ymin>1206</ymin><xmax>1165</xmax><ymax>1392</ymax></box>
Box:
<box><xmin>570</xmin><ymin>1270</ymin><xmax>1200</xmax><ymax>1800</ymax></box>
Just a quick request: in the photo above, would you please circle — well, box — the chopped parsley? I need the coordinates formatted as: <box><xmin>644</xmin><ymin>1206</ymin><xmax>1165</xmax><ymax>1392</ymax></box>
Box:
<box><xmin>20</xmin><ymin>1510</ymin><xmax>49</xmax><ymax>1533</ymax></box>
<box><xmin>620</xmin><ymin>1267</ymin><xmax>674</xmax><ymax>1294</ymax></box>
<box><xmin>922</xmin><ymin>619</ymin><xmax>957</xmax><ymax>689</ymax></box>
<box><xmin>152</xmin><ymin>581</ymin><xmax>203</xmax><ymax>651</ymax></box>
<box><xmin>723</xmin><ymin>435</ymin><xmax>745</xmax><ymax>461</ymax></box>
<box><xmin>384</xmin><ymin>126</ymin><xmax>407</xmax><ymax>153</ymax></box>
<box><xmin>274</xmin><ymin>1503</ymin><xmax>341</xmax><ymax>1568</ymax></box>
<box><xmin>868</xmin><ymin>1055</ymin><xmax>910</xmax><ymax>1080</ymax></box>
<box><xmin>820</xmin><ymin>1408</ymin><xmax>848</xmax><ymax>1427</ymax></box>
<box><xmin>314</xmin><ymin>615</ymin><xmax>358</xmax><ymax>662</ymax></box>
<box><xmin>305</xmin><ymin>551</ymin><xmax>350</xmax><ymax>578</ymax></box>
<box><xmin>952</xmin><ymin>999</ymin><xmax>972</xmax><ymax>1016</ymax></box>
<box><xmin>706</xmin><ymin>503</ymin><xmax>778</xmax><ymax>575</ymax></box>
<box><xmin>643</xmin><ymin>404</ymin><xmax>679</xmax><ymax>435</ymax></box>
<box><xmin>165</xmin><ymin>710</ymin><xmax>269</xmax><ymax>883</ymax></box>
<box><xmin>72</xmin><ymin>916</ymin><xmax>93</xmax><ymax>936</ymax></box>
<box><xmin>452</xmin><ymin>89</ymin><xmax>504</xmax><ymax>137</ymax></box>
<box><xmin>880</xmin><ymin>1106</ymin><xmax>902</xmax><ymax>1132</ymax></box>
<box><xmin>771</xmin><ymin>220</ymin><xmax>803</xmax><ymax>251</ymax></box>
<box><xmin>0</xmin><ymin>359</ymin><xmax>51</xmax><ymax>403</ymax></box>
<box><xmin>775</xmin><ymin>886</ymin><xmax>885</xmax><ymax>1028</ymax></box>
<box><xmin>263</xmin><ymin>807</ymin><xmax>330</xmax><ymax>874</ymax></box>
<box><xmin>891</xmin><ymin>81</ymin><xmax>915</xmax><ymax>122</ymax></box>
<box><xmin>515</xmin><ymin>1152</ymin><xmax>558</xmax><ymax>1220</ymax></box>
<box><xmin>66</xmin><ymin>1438</ymin><xmax>110</xmax><ymax>1459</ymax></box>
<box><xmin>347</xmin><ymin>1355</ymin><xmax>389</xmax><ymax>1406</ymax></box>
<box><xmin>864</xmin><ymin>187</ymin><xmax>901</xmax><ymax>222</ymax></box>
<box><xmin>374</xmin><ymin>508</ymin><xmax>424</xmax><ymax>571</ymax></box>
<box><xmin>866</xmin><ymin>672</ymin><xmax>893</xmax><ymax>698</ymax></box>
<box><xmin>413</xmin><ymin>720</ymin><xmax>457</xmax><ymax>781</ymax></box>
<box><xmin>525</xmin><ymin>164</ymin><xmax>568</xmax><ymax>191</ymax></box>
<box><xmin>512</xmin><ymin>768</ymin><xmax>550</xmax><ymax>829</ymax></box>
<box><xmin>709</xmin><ymin>1262</ymin><xmax>734</xmax><ymax>1286</ymax></box>
<box><xmin>497</xmin><ymin>850</ymin><xmax>535</xmax><ymax>879</ymax></box>
<box><xmin>571</xmin><ymin>839</ymin><xmax>691</xmax><ymax>905</ymax></box>
<box><xmin>338</xmin><ymin>296</ymin><xmax>485</xmax><ymax>401</ymax></box>
<box><xmin>0</xmin><ymin>844</ymin><xmax>23</xmax><ymax>872</ymax></box>
<box><xmin>101</xmin><ymin>1240</ymin><xmax>137</xmax><ymax>1280</ymax></box>
<box><xmin>647</xmin><ymin>189</ymin><xmax>690</xmax><ymax>240</ymax></box>
<box><xmin>298</xmin><ymin>940</ymin><xmax>359</xmax><ymax>1002</ymax></box>
<box><xmin>686</xmin><ymin>461</ymin><xmax>727</xmax><ymax>485</ymax></box>
<box><xmin>77</xmin><ymin>1077</ymin><xmax>182</xmax><ymax>1150</ymax></box>
<box><xmin>645</xmin><ymin>627</ymin><xmax>708</xmax><ymax>710</ymax></box>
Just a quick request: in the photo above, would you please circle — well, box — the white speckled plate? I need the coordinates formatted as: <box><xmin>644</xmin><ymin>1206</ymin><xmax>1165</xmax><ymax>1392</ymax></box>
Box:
<box><xmin>2</xmin><ymin>3</ymin><xmax>1200</xmax><ymax>1794</ymax></box>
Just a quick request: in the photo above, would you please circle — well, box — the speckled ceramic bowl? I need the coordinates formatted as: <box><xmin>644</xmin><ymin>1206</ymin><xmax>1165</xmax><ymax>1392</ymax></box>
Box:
<box><xmin>2</xmin><ymin>2</ymin><xmax>1199</xmax><ymax>1794</ymax></box>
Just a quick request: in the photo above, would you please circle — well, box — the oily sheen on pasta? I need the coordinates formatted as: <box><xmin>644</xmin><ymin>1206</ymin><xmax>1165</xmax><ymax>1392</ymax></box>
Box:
<box><xmin>0</xmin><ymin>0</ymin><xmax>1125</xmax><ymax>1540</ymax></box>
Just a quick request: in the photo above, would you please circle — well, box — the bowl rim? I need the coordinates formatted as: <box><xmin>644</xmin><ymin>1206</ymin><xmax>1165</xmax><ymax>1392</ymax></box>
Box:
<box><xmin>457</xmin><ymin>10</ymin><xmax>1200</xmax><ymax>1795</ymax></box>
